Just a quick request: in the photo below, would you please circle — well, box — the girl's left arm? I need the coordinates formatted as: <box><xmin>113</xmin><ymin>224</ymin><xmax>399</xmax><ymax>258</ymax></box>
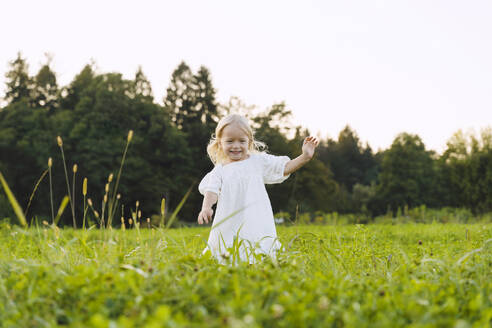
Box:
<box><xmin>284</xmin><ymin>136</ymin><xmax>319</xmax><ymax>176</ymax></box>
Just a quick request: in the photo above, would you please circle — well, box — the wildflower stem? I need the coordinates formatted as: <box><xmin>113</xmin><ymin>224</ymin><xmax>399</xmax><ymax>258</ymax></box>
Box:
<box><xmin>57</xmin><ymin>136</ymin><xmax>76</xmax><ymax>228</ymax></box>
<box><xmin>82</xmin><ymin>177</ymin><xmax>87</xmax><ymax>230</ymax></box>
<box><xmin>49</xmin><ymin>159</ymin><xmax>54</xmax><ymax>224</ymax></box>
<box><xmin>108</xmin><ymin>130</ymin><xmax>133</xmax><ymax>227</ymax></box>
<box><xmin>83</xmin><ymin>196</ymin><xmax>87</xmax><ymax>230</ymax></box>
<box><xmin>72</xmin><ymin>165</ymin><xmax>77</xmax><ymax>228</ymax></box>
<box><xmin>24</xmin><ymin>169</ymin><xmax>48</xmax><ymax>219</ymax></box>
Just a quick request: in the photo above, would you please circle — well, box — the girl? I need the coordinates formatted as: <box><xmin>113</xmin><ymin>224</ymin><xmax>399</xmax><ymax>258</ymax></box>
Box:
<box><xmin>198</xmin><ymin>114</ymin><xmax>319</xmax><ymax>263</ymax></box>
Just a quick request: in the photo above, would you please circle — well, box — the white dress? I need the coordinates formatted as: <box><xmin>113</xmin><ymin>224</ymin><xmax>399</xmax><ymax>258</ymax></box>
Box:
<box><xmin>198</xmin><ymin>152</ymin><xmax>291</xmax><ymax>264</ymax></box>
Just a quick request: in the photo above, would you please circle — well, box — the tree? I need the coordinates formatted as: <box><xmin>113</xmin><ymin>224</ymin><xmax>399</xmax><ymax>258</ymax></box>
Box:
<box><xmin>317</xmin><ymin>125</ymin><xmax>378</xmax><ymax>192</ymax></box>
<box><xmin>285</xmin><ymin>134</ymin><xmax>338</xmax><ymax>213</ymax></box>
<box><xmin>0</xmin><ymin>61</ymin><xmax>197</xmax><ymax>225</ymax></box>
<box><xmin>164</xmin><ymin>63</ymin><xmax>220</xmax><ymax>128</ymax></box>
<box><xmin>132</xmin><ymin>66</ymin><xmax>153</xmax><ymax>102</ymax></box>
<box><xmin>252</xmin><ymin>104</ymin><xmax>338</xmax><ymax>214</ymax></box>
<box><xmin>4</xmin><ymin>52</ymin><xmax>33</xmax><ymax>105</ymax></box>
<box><xmin>373</xmin><ymin>133</ymin><xmax>438</xmax><ymax>214</ymax></box>
<box><xmin>65</xmin><ymin>72</ymin><xmax>192</xmax><ymax>223</ymax></box>
<box><xmin>32</xmin><ymin>55</ymin><xmax>58</xmax><ymax>111</ymax></box>
<box><xmin>59</xmin><ymin>63</ymin><xmax>95</xmax><ymax>110</ymax></box>
<box><xmin>440</xmin><ymin>129</ymin><xmax>492</xmax><ymax>213</ymax></box>
<box><xmin>194</xmin><ymin>67</ymin><xmax>219</xmax><ymax>128</ymax></box>
<box><xmin>164</xmin><ymin>62</ymin><xmax>195</xmax><ymax>129</ymax></box>
<box><xmin>0</xmin><ymin>100</ymin><xmax>56</xmax><ymax>221</ymax></box>
<box><xmin>164</xmin><ymin>63</ymin><xmax>219</xmax><ymax>162</ymax></box>
<box><xmin>252</xmin><ymin>102</ymin><xmax>294</xmax><ymax>140</ymax></box>
<box><xmin>163</xmin><ymin>63</ymin><xmax>221</xmax><ymax>219</ymax></box>
<box><xmin>219</xmin><ymin>96</ymin><xmax>259</xmax><ymax>119</ymax></box>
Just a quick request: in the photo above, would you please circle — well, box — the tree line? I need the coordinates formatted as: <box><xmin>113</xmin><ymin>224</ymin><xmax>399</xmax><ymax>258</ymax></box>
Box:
<box><xmin>0</xmin><ymin>53</ymin><xmax>491</xmax><ymax>226</ymax></box>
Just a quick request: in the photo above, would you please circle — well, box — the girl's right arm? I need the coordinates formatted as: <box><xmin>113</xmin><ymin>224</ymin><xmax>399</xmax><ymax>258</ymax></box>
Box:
<box><xmin>197</xmin><ymin>191</ymin><xmax>218</xmax><ymax>224</ymax></box>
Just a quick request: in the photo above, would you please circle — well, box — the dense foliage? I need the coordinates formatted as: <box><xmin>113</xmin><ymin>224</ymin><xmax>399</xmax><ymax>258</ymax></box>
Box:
<box><xmin>1</xmin><ymin>53</ymin><xmax>491</xmax><ymax>226</ymax></box>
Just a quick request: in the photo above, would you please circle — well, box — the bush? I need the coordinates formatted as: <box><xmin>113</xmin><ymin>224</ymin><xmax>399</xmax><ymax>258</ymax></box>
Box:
<box><xmin>277</xmin><ymin>207</ymin><xmax>492</xmax><ymax>225</ymax></box>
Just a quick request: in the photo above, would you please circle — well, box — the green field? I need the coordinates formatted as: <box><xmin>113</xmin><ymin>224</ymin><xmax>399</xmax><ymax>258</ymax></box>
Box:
<box><xmin>0</xmin><ymin>223</ymin><xmax>491</xmax><ymax>327</ymax></box>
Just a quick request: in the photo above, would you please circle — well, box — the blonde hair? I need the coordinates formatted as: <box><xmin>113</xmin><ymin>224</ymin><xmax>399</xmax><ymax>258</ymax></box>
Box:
<box><xmin>207</xmin><ymin>114</ymin><xmax>266</xmax><ymax>164</ymax></box>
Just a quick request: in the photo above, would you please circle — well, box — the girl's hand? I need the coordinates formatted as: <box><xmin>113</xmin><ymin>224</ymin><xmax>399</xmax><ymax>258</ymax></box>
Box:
<box><xmin>198</xmin><ymin>207</ymin><xmax>214</xmax><ymax>224</ymax></box>
<box><xmin>302</xmin><ymin>136</ymin><xmax>319</xmax><ymax>159</ymax></box>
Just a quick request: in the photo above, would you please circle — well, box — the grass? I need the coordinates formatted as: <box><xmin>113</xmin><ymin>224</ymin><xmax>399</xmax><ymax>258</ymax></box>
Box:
<box><xmin>1</xmin><ymin>130</ymin><xmax>490</xmax><ymax>326</ymax></box>
<box><xmin>0</xmin><ymin>223</ymin><xmax>490</xmax><ymax>327</ymax></box>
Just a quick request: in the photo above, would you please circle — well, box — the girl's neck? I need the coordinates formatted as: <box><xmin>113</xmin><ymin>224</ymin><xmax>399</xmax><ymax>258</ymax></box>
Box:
<box><xmin>222</xmin><ymin>154</ymin><xmax>251</xmax><ymax>166</ymax></box>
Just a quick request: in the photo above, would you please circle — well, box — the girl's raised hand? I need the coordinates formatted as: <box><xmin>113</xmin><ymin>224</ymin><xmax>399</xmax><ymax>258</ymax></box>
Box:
<box><xmin>198</xmin><ymin>207</ymin><xmax>214</xmax><ymax>225</ymax></box>
<box><xmin>302</xmin><ymin>136</ymin><xmax>319</xmax><ymax>159</ymax></box>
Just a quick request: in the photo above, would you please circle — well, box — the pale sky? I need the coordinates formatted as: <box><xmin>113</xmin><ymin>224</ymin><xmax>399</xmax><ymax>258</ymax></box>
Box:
<box><xmin>1</xmin><ymin>0</ymin><xmax>491</xmax><ymax>153</ymax></box>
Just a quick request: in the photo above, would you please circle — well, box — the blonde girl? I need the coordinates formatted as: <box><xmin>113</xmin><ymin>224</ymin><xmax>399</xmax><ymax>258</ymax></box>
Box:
<box><xmin>198</xmin><ymin>113</ymin><xmax>319</xmax><ymax>263</ymax></box>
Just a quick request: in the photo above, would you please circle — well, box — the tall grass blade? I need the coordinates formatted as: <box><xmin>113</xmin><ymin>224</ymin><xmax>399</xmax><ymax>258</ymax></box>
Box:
<box><xmin>54</xmin><ymin>196</ymin><xmax>70</xmax><ymax>226</ymax></box>
<box><xmin>24</xmin><ymin>169</ymin><xmax>48</xmax><ymax>218</ymax></box>
<box><xmin>455</xmin><ymin>239</ymin><xmax>492</xmax><ymax>266</ymax></box>
<box><xmin>0</xmin><ymin>171</ymin><xmax>28</xmax><ymax>227</ymax></box>
<box><xmin>107</xmin><ymin>197</ymin><xmax>119</xmax><ymax>228</ymax></box>
<box><xmin>57</xmin><ymin>136</ymin><xmax>76</xmax><ymax>228</ymax></box>
<box><xmin>48</xmin><ymin>158</ymin><xmax>54</xmax><ymax>224</ymax></box>
<box><xmin>108</xmin><ymin>130</ymin><xmax>133</xmax><ymax>227</ymax></box>
<box><xmin>165</xmin><ymin>184</ymin><xmax>194</xmax><ymax>229</ymax></box>
<box><xmin>72</xmin><ymin>164</ymin><xmax>77</xmax><ymax>227</ymax></box>
<box><xmin>210</xmin><ymin>207</ymin><xmax>246</xmax><ymax>231</ymax></box>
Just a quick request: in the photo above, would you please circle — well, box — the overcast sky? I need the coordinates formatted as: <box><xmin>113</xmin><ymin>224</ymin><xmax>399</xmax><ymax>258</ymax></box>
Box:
<box><xmin>1</xmin><ymin>0</ymin><xmax>491</xmax><ymax>153</ymax></box>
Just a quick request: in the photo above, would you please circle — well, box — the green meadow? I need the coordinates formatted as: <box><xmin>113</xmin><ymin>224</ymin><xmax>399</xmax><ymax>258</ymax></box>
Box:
<box><xmin>0</xmin><ymin>223</ymin><xmax>490</xmax><ymax>327</ymax></box>
<box><xmin>2</xmin><ymin>41</ymin><xmax>492</xmax><ymax>328</ymax></box>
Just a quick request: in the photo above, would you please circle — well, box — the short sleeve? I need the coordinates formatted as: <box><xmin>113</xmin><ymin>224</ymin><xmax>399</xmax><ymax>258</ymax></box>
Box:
<box><xmin>198</xmin><ymin>166</ymin><xmax>222</xmax><ymax>195</ymax></box>
<box><xmin>259</xmin><ymin>152</ymin><xmax>291</xmax><ymax>184</ymax></box>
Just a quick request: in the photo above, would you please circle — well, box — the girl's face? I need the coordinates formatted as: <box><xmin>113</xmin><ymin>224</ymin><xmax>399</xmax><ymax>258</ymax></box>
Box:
<box><xmin>219</xmin><ymin>123</ymin><xmax>250</xmax><ymax>163</ymax></box>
